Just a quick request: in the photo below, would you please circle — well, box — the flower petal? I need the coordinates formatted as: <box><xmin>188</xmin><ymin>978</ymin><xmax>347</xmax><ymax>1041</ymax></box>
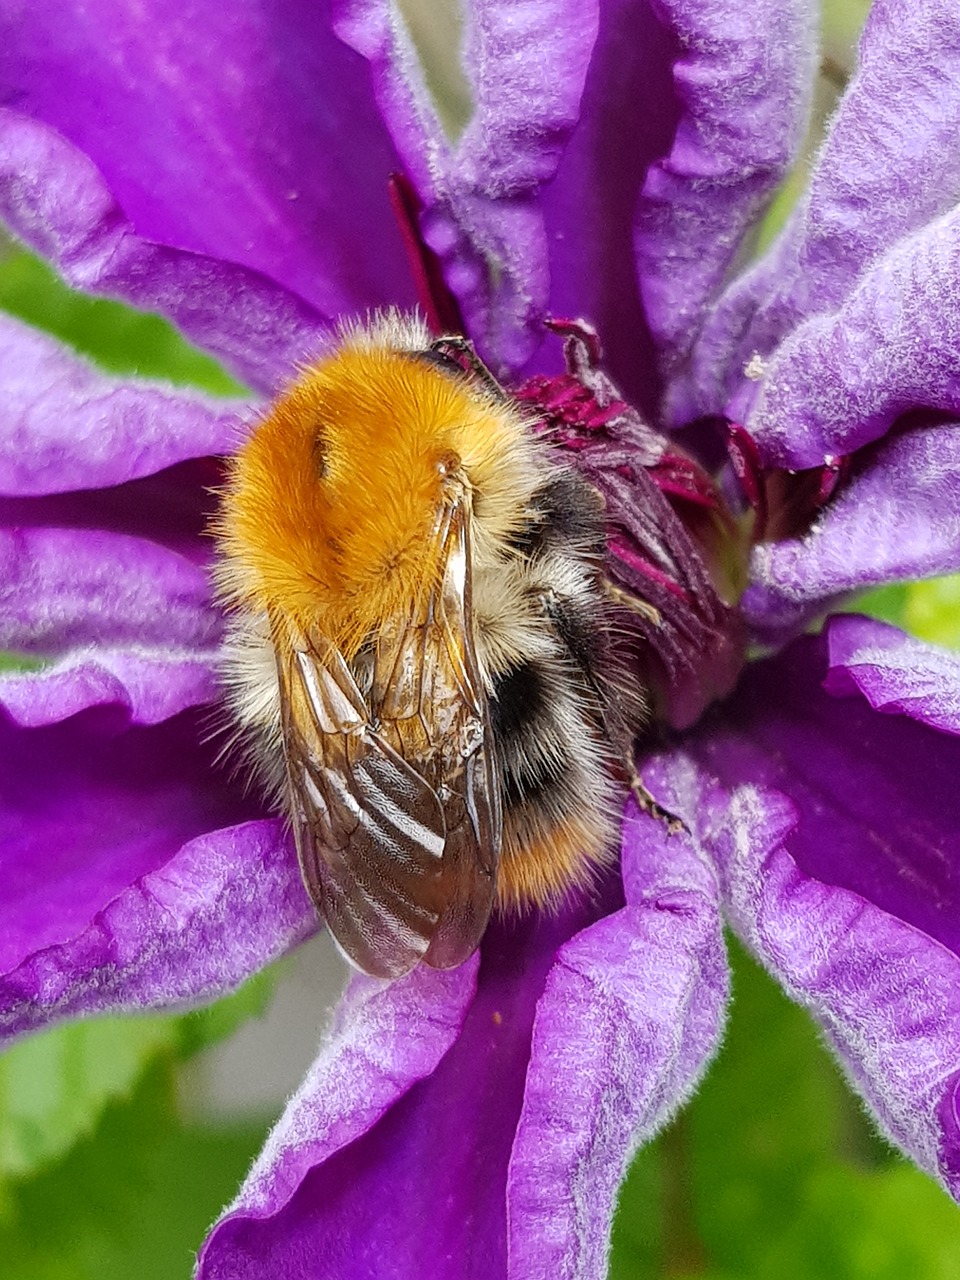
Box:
<box><xmin>337</xmin><ymin>0</ymin><xmax>598</xmax><ymax>372</ymax></box>
<box><xmin>1</xmin><ymin>455</ymin><xmax>223</xmax><ymax>562</ymax></box>
<box><xmin>0</xmin><ymin>811</ymin><xmax>311</xmax><ymax>1046</ymax></box>
<box><xmin>690</xmin><ymin>0</ymin><xmax>960</xmax><ymax>420</ymax></box>
<box><xmin>695</xmin><ymin>625</ymin><xmax>960</xmax><ymax>972</ymax></box>
<box><xmin>0</xmin><ymin>525</ymin><xmax>220</xmax><ymax>657</ymax></box>
<box><xmin>199</xmin><ymin>894</ymin><xmax>609</xmax><ymax>1277</ymax></box>
<box><xmin>0</xmin><ymin>109</ymin><xmax>329</xmax><ymax>395</ymax></box>
<box><xmin>635</xmin><ymin>0</ymin><xmax>814</xmax><ymax>390</ymax></box>
<box><xmin>198</xmin><ymin>957</ymin><xmax>478</xmax><ymax>1278</ymax></box>
<box><xmin>743</xmin><ymin>419</ymin><xmax>960</xmax><ymax>639</ymax></box>
<box><xmin>1</xmin><ymin>1</ymin><xmax>415</xmax><ymax>320</ymax></box>
<box><xmin>0</xmin><ymin>705</ymin><xmax>277</xmax><ymax>983</ymax></box>
<box><xmin>0</xmin><ymin>647</ymin><xmax>218</xmax><ymax>728</ymax></box>
<box><xmin>506</xmin><ymin>796</ymin><xmax>727</xmax><ymax>1279</ymax></box>
<box><xmin>741</xmin><ymin>208</ymin><xmax>960</xmax><ymax>468</ymax></box>
<box><xmin>535</xmin><ymin>0</ymin><xmax>681</xmax><ymax>410</ymax></box>
<box><xmin>662</xmin><ymin>663</ymin><xmax>960</xmax><ymax>1202</ymax></box>
<box><xmin>676</xmin><ymin>759</ymin><xmax>960</xmax><ymax>1201</ymax></box>
<box><xmin>0</xmin><ymin>314</ymin><xmax>248</xmax><ymax>496</ymax></box>
<box><xmin>824</xmin><ymin>613</ymin><xmax>960</xmax><ymax>735</ymax></box>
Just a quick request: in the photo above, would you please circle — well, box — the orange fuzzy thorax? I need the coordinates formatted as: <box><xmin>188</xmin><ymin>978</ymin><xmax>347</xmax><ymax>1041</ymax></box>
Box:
<box><xmin>217</xmin><ymin>342</ymin><xmax>535</xmax><ymax>655</ymax></box>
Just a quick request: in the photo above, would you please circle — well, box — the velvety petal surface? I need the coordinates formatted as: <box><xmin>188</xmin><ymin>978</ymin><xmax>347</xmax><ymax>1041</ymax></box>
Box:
<box><xmin>0</xmin><ymin>810</ymin><xmax>312</xmax><ymax>1047</ymax></box>
<box><xmin>740</xmin><ymin>208</ymin><xmax>960</xmax><ymax>468</ymax></box>
<box><xmin>0</xmin><ymin>0</ymin><xmax>415</xmax><ymax>322</ymax></box>
<box><xmin>0</xmin><ymin>525</ymin><xmax>221</xmax><ymax>657</ymax></box>
<box><xmin>0</xmin><ymin>703</ymin><xmax>286</xmax><ymax>986</ymax></box>
<box><xmin>534</xmin><ymin>0</ymin><xmax>681</xmax><ymax>412</ymax></box>
<box><xmin>0</xmin><ymin>109</ymin><xmax>329</xmax><ymax>395</ymax></box>
<box><xmin>337</xmin><ymin>0</ymin><xmax>598</xmax><ymax>373</ymax></box>
<box><xmin>823</xmin><ymin>613</ymin><xmax>960</xmax><ymax>734</ymax></box>
<box><xmin>691</xmin><ymin>0</ymin><xmax>960</xmax><ymax>414</ymax></box>
<box><xmin>199</xmin><ymin>886</ymin><xmax>619</xmax><ymax>1278</ymax></box>
<box><xmin>506</xmin><ymin>795</ymin><xmax>727</xmax><ymax>1279</ymax></box>
<box><xmin>743</xmin><ymin>418</ymin><xmax>960</xmax><ymax>639</ymax></box>
<box><xmin>678</xmin><ymin>622</ymin><xmax>960</xmax><ymax>1195</ymax></box>
<box><xmin>0</xmin><ymin>646</ymin><xmax>218</xmax><ymax>728</ymax></box>
<box><xmin>690</xmin><ymin>0</ymin><xmax>960</xmax><ymax>421</ymax></box>
<box><xmin>1</xmin><ymin>455</ymin><xmax>224</xmax><ymax>562</ymax></box>
<box><xmin>198</xmin><ymin>957</ymin><xmax>479</xmax><ymax>1279</ymax></box>
<box><xmin>0</xmin><ymin>313</ymin><xmax>249</xmax><ymax>496</ymax></box>
<box><xmin>635</xmin><ymin>0</ymin><xmax>814</xmax><ymax>389</ymax></box>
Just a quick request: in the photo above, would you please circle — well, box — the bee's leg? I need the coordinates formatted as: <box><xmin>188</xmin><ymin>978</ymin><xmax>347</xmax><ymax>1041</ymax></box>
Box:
<box><xmin>604</xmin><ymin>580</ymin><xmax>663</xmax><ymax>626</ymax></box>
<box><xmin>628</xmin><ymin>762</ymin><xmax>687</xmax><ymax>835</ymax></box>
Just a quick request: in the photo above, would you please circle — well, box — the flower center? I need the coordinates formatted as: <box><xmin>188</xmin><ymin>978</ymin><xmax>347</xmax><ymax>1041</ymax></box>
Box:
<box><xmin>389</xmin><ymin>175</ymin><xmax>751</xmax><ymax>730</ymax></box>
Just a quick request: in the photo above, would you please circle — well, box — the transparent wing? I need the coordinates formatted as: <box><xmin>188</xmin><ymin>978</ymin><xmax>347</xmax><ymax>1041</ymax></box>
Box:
<box><xmin>276</xmin><ymin>486</ymin><xmax>501</xmax><ymax>979</ymax></box>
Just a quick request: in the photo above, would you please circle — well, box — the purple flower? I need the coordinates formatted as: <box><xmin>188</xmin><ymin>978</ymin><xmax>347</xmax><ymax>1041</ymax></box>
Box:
<box><xmin>2</xmin><ymin>0</ymin><xmax>960</xmax><ymax>1275</ymax></box>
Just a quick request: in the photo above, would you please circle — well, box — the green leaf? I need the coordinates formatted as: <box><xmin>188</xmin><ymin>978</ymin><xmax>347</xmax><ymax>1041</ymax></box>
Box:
<box><xmin>0</xmin><ymin>241</ymin><xmax>246</xmax><ymax>396</ymax></box>
<box><xmin>0</xmin><ymin>653</ymin><xmax>45</xmax><ymax>673</ymax></box>
<box><xmin>610</xmin><ymin>1143</ymin><xmax>663</xmax><ymax>1279</ymax></box>
<box><xmin>755</xmin><ymin>1163</ymin><xmax>960</xmax><ymax>1280</ymax></box>
<box><xmin>175</xmin><ymin>965</ymin><xmax>278</xmax><ymax>1059</ymax></box>
<box><xmin>0</xmin><ymin>1017</ymin><xmax>177</xmax><ymax>1183</ymax></box>
<box><xmin>2</xmin><ymin>1061</ymin><xmax>269</xmax><ymax>1280</ymax></box>
<box><xmin>903</xmin><ymin>575</ymin><xmax>960</xmax><ymax>650</ymax></box>
<box><xmin>854</xmin><ymin>576</ymin><xmax>960</xmax><ymax>651</ymax></box>
<box><xmin>852</xmin><ymin>582</ymin><xmax>911</xmax><ymax>632</ymax></box>
<box><xmin>0</xmin><ymin>961</ymin><xmax>278</xmax><ymax>1185</ymax></box>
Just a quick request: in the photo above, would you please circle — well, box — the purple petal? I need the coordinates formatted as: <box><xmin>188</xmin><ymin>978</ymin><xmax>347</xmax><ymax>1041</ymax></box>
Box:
<box><xmin>696</xmin><ymin>626</ymin><xmax>960</xmax><ymax>974</ymax></box>
<box><xmin>456</xmin><ymin>0</ymin><xmax>599</xmax><ymax>196</ymax></box>
<box><xmin>689</xmin><ymin>0</ymin><xmax>960</xmax><ymax>420</ymax></box>
<box><xmin>0</xmin><ymin>526</ymin><xmax>220</xmax><ymax>657</ymax></box>
<box><xmin>535</xmin><ymin>0</ymin><xmax>682</xmax><ymax>410</ymax></box>
<box><xmin>741</xmin><ymin>208</ymin><xmax>960</xmax><ymax>468</ymax></box>
<box><xmin>0</xmin><ymin>109</ymin><xmax>329</xmax><ymax>396</ymax></box>
<box><xmin>198</xmin><ymin>958</ymin><xmax>478</xmax><ymax>1278</ymax></box>
<box><xmin>199</xmin><ymin>890</ymin><xmax>612</xmax><ymax>1278</ymax></box>
<box><xmin>635</xmin><ymin>0</ymin><xmax>814</xmax><ymax>389</ymax></box>
<box><xmin>0</xmin><ymin>705</ymin><xmax>279</xmax><ymax>985</ymax></box>
<box><xmin>743</xmin><ymin>419</ymin><xmax>960</xmax><ymax>639</ymax></box>
<box><xmin>0</xmin><ymin>2</ymin><xmax>415</xmax><ymax>322</ymax></box>
<box><xmin>664</xmin><ymin>741</ymin><xmax>960</xmax><ymax>1199</ymax></box>
<box><xmin>0</xmin><ymin>647</ymin><xmax>218</xmax><ymax>728</ymax></box>
<box><xmin>507</xmin><ymin>797</ymin><xmax>727</xmax><ymax>1278</ymax></box>
<box><xmin>672</xmin><ymin>634</ymin><xmax>960</xmax><ymax>1200</ymax></box>
<box><xmin>337</xmin><ymin>0</ymin><xmax>598</xmax><ymax>372</ymax></box>
<box><xmin>1</xmin><ymin>456</ymin><xmax>223</xmax><ymax>562</ymax></box>
<box><xmin>824</xmin><ymin>613</ymin><xmax>960</xmax><ymax>735</ymax></box>
<box><xmin>0</xmin><ymin>314</ymin><xmax>249</xmax><ymax>496</ymax></box>
<box><xmin>336</xmin><ymin>0</ymin><xmax>523</xmax><ymax>361</ymax></box>
<box><xmin>0</xmin><ymin>812</ymin><xmax>312</xmax><ymax>1046</ymax></box>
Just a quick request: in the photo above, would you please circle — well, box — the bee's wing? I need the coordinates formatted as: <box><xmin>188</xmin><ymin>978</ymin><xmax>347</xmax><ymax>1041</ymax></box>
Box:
<box><xmin>277</xmin><ymin>489</ymin><xmax>501</xmax><ymax>979</ymax></box>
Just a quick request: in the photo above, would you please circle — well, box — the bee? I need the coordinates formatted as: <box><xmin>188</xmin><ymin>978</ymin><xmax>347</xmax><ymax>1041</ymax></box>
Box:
<box><xmin>214</xmin><ymin>313</ymin><xmax>644</xmax><ymax>979</ymax></box>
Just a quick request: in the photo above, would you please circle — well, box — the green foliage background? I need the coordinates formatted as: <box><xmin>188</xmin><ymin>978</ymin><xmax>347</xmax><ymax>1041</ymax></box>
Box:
<box><xmin>4</xmin><ymin>0</ymin><xmax>960</xmax><ymax>1268</ymax></box>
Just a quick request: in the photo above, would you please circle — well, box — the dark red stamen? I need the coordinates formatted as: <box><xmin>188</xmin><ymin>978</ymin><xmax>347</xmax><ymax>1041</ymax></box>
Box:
<box><xmin>387</xmin><ymin>172</ymin><xmax>466</xmax><ymax>337</ymax></box>
<box><xmin>608</xmin><ymin>533</ymin><xmax>689</xmax><ymax>600</ymax></box>
<box><xmin>513</xmin><ymin>373</ymin><xmax>627</xmax><ymax>436</ymax></box>
<box><xmin>728</xmin><ymin>423</ymin><xmax>851</xmax><ymax>542</ymax></box>
<box><xmin>726</xmin><ymin>423</ymin><xmax>769</xmax><ymax>540</ymax></box>
<box><xmin>544</xmin><ymin>317</ymin><xmax>603</xmax><ymax>368</ymax></box>
<box><xmin>815</xmin><ymin>454</ymin><xmax>850</xmax><ymax>506</ymax></box>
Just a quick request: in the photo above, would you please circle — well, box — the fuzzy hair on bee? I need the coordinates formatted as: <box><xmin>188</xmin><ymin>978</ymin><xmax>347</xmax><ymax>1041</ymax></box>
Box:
<box><xmin>213</xmin><ymin>312</ymin><xmax>645</xmax><ymax>979</ymax></box>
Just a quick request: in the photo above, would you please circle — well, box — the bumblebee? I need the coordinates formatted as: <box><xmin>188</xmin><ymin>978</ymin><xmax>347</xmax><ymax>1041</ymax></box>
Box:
<box><xmin>214</xmin><ymin>314</ymin><xmax>642</xmax><ymax>978</ymax></box>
